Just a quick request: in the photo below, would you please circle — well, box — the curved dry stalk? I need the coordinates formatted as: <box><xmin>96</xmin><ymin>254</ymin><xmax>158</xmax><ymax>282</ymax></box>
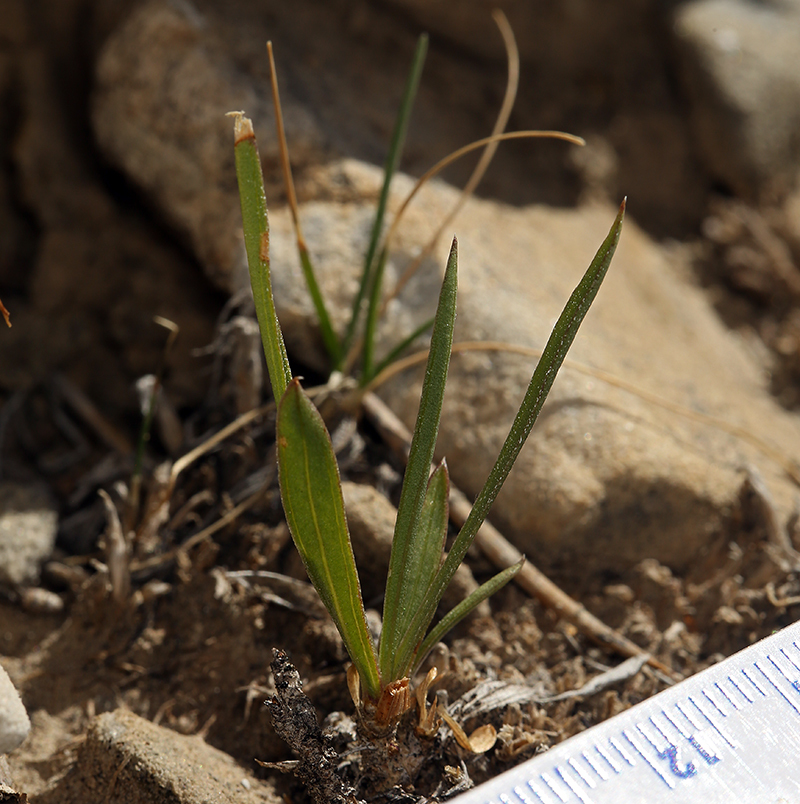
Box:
<box><xmin>262</xmin><ymin>51</ymin><xmax>340</xmax><ymax>364</ymax></box>
<box><xmin>164</xmin><ymin>377</ymin><xmax>351</xmax><ymax>498</ymax></box>
<box><xmin>168</xmin><ymin>404</ymin><xmax>270</xmax><ymax>492</ymax></box>
<box><xmin>381</xmin><ymin>131</ymin><xmax>583</xmax><ymax>252</ymax></box>
<box><xmin>367</xmin><ymin>340</ymin><xmax>800</xmax><ymax>489</ymax></box>
<box><xmin>340</xmin><ymin>130</ymin><xmax>584</xmax><ymax>376</ymax></box>
<box><xmin>267</xmin><ymin>42</ymin><xmax>302</xmax><ymax>239</ymax></box>
<box><xmin>378</xmin><ymin>8</ymin><xmax>520</xmax><ymax>315</ymax></box>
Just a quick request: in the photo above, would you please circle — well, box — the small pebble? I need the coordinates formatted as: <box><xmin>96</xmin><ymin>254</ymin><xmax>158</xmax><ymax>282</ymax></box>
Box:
<box><xmin>19</xmin><ymin>587</ymin><xmax>64</xmax><ymax>615</ymax></box>
<box><xmin>0</xmin><ymin>665</ymin><xmax>30</xmax><ymax>754</ymax></box>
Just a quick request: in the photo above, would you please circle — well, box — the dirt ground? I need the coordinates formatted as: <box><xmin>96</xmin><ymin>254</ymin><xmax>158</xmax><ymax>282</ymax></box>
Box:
<box><xmin>3</xmin><ymin>1</ymin><xmax>800</xmax><ymax>802</ymax></box>
<box><xmin>3</xmin><ymin>357</ymin><xmax>800</xmax><ymax>802</ymax></box>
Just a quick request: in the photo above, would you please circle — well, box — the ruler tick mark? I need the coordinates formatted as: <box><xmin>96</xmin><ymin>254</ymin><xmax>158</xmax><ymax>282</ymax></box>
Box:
<box><xmin>714</xmin><ymin>681</ymin><xmax>739</xmax><ymax>710</ymax></box>
<box><xmin>780</xmin><ymin>647</ymin><xmax>800</xmax><ymax>674</ymax></box>
<box><xmin>686</xmin><ymin>696</ymin><xmax>737</xmax><ymax>749</ymax></box>
<box><xmin>540</xmin><ymin>771</ymin><xmax>568</xmax><ymax>802</ymax></box>
<box><xmin>555</xmin><ymin>766</ymin><xmax>593</xmax><ymax>804</ymax></box>
<box><xmin>568</xmin><ymin>757</ymin><xmax>596</xmax><ymax>789</ymax></box>
<box><xmin>728</xmin><ymin>676</ymin><xmax>753</xmax><ymax>704</ymax></box>
<box><xmin>512</xmin><ymin>784</ymin><xmax>539</xmax><ymax>804</ymax></box>
<box><xmin>608</xmin><ymin>737</ymin><xmax>635</xmax><ymax>768</ymax></box>
<box><xmin>525</xmin><ymin>780</ymin><xmax>548</xmax><ymax>803</ymax></box>
<box><xmin>756</xmin><ymin>660</ymin><xmax>800</xmax><ymax>715</ymax></box>
<box><xmin>623</xmin><ymin>729</ymin><xmax>675</xmax><ymax>789</ymax></box>
<box><xmin>595</xmin><ymin>743</ymin><xmax>622</xmax><ymax>774</ymax></box>
<box><xmin>582</xmin><ymin>750</ymin><xmax>609</xmax><ymax>781</ymax></box>
<box><xmin>741</xmin><ymin>668</ymin><xmax>767</xmax><ymax>697</ymax></box>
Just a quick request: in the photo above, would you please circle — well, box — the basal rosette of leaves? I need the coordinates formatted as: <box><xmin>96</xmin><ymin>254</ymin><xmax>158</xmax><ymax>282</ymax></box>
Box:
<box><xmin>231</xmin><ymin>105</ymin><xmax>624</xmax><ymax>718</ymax></box>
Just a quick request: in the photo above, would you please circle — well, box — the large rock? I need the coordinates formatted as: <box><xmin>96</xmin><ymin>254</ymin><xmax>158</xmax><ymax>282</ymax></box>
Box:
<box><xmin>266</xmin><ymin>160</ymin><xmax>800</xmax><ymax>580</ymax></box>
<box><xmin>672</xmin><ymin>0</ymin><xmax>800</xmax><ymax>196</ymax></box>
<box><xmin>377</xmin><ymin>0</ymin><xmax>654</xmax><ymax>69</ymax></box>
<box><xmin>6</xmin><ymin>23</ymin><xmax>218</xmax><ymax>416</ymax></box>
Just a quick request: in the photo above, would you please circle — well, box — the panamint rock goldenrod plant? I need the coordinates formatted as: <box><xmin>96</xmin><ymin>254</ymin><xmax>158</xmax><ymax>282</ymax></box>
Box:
<box><xmin>231</xmin><ymin>103</ymin><xmax>624</xmax><ymax>727</ymax></box>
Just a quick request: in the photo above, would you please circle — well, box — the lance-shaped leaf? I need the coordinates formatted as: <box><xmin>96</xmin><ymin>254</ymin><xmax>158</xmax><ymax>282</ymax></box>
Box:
<box><xmin>393</xmin><ymin>200</ymin><xmax>626</xmax><ymax>668</ymax></box>
<box><xmin>231</xmin><ymin>112</ymin><xmax>291</xmax><ymax>400</ymax></box>
<box><xmin>277</xmin><ymin>379</ymin><xmax>381</xmax><ymax>699</ymax></box>
<box><xmin>378</xmin><ymin>238</ymin><xmax>458</xmax><ymax>682</ymax></box>
<box><xmin>392</xmin><ymin>460</ymin><xmax>449</xmax><ymax>636</ymax></box>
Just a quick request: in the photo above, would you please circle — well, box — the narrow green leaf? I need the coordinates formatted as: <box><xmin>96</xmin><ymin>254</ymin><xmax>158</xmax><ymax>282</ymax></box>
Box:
<box><xmin>361</xmin><ymin>246</ymin><xmax>389</xmax><ymax>381</ymax></box>
<box><xmin>378</xmin><ymin>238</ymin><xmax>458</xmax><ymax>681</ymax></box>
<box><xmin>231</xmin><ymin>113</ymin><xmax>292</xmax><ymax>400</ymax></box>
<box><xmin>341</xmin><ymin>33</ymin><xmax>428</xmax><ymax>367</ymax></box>
<box><xmin>394</xmin><ymin>200</ymin><xmax>626</xmax><ymax>667</ymax></box>
<box><xmin>297</xmin><ymin>236</ymin><xmax>341</xmax><ymax>367</ymax></box>
<box><xmin>412</xmin><ymin>558</ymin><xmax>524</xmax><ymax>674</ymax></box>
<box><xmin>394</xmin><ymin>460</ymin><xmax>449</xmax><ymax>626</ymax></box>
<box><xmin>277</xmin><ymin>379</ymin><xmax>381</xmax><ymax>699</ymax></box>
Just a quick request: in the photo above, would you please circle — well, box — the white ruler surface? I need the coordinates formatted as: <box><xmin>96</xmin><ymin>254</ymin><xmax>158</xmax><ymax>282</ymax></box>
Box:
<box><xmin>454</xmin><ymin>620</ymin><xmax>800</xmax><ymax>804</ymax></box>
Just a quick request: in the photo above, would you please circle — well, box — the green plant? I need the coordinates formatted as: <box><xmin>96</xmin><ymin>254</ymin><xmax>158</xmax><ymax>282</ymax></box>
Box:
<box><xmin>230</xmin><ymin>105</ymin><xmax>624</xmax><ymax>720</ymax></box>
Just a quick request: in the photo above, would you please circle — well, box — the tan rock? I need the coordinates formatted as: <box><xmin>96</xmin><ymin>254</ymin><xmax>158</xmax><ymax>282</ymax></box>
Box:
<box><xmin>267</xmin><ymin>162</ymin><xmax>800</xmax><ymax>579</ymax></box>
<box><xmin>39</xmin><ymin>708</ymin><xmax>279</xmax><ymax>804</ymax></box>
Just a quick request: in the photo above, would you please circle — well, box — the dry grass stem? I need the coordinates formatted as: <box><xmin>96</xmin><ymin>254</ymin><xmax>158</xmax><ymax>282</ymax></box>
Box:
<box><xmin>368</xmin><ymin>340</ymin><xmax>800</xmax><ymax>489</ymax></box>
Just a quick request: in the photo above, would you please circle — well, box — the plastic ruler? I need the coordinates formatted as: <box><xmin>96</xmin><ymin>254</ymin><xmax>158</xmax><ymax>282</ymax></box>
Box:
<box><xmin>453</xmin><ymin>620</ymin><xmax>800</xmax><ymax>804</ymax></box>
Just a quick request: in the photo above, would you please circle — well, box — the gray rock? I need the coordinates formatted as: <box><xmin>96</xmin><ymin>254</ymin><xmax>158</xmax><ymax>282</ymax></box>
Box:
<box><xmin>672</xmin><ymin>0</ymin><xmax>800</xmax><ymax>196</ymax></box>
<box><xmin>266</xmin><ymin>161</ymin><xmax>800</xmax><ymax>579</ymax></box>
<box><xmin>0</xmin><ymin>483</ymin><xmax>57</xmax><ymax>587</ymax></box>
<box><xmin>39</xmin><ymin>708</ymin><xmax>279</xmax><ymax>804</ymax></box>
<box><xmin>0</xmin><ymin>664</ymin><xmax>29</xmax><ymax>755</ymax></box>
<box><xmin>8</xmin><ymin>31</ymin><xmax>217</xmax><ymax>418</ymax></box>
<box><xmin>92</xmin><ymin>0</ymin><xmax>324</xmax><ymax>294</ymax></box>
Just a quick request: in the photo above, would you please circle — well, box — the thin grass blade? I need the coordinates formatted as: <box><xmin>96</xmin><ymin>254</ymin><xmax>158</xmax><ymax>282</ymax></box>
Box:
<box><xmin>230</xmin><ymin>112</ymin><xmax>291</xmax><ymax>400</ymax></box>
<box><xmin>378</xmin><ymin>238</ymin><xmax>457</xmax><ymax>682</ymax></box>
<box><xmin>341</xmin><ymin>33</ymin><xmax>428</xmax><ymax>368</ymax></box>
<box><xmin>412</xmin><ymin>558</ymin><xmax>524</xmax><ymax>674</ymax></box>
<box><xmin>393</xmin><ymin>200</ymin><xmax>626</xmax><ymax>666</ymax></box>
<box><xmin>277</xmin><ymin>378</ymin><xmax>381</xmax><ymax>699</ymax></box>
<box><xmin>361</xmin><ymin>246</ymin><xmax>389</xmax><ymax>381</ymax></box>
<box><xmin>296</xmin><ymin>242</ymin><xmax>341</xmax><ymax>366</ymax></box>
